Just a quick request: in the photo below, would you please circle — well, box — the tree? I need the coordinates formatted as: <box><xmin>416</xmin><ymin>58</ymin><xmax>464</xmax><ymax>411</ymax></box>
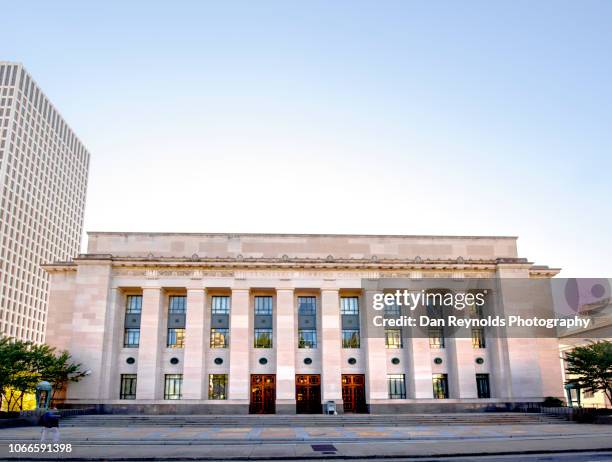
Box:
<box><xmin>44</xmin><ymin>351</ymin><xmax>88</xmax><ymax>403</ymax></box>
<box><xmin>565</xmin><ymin>340</ymin><xmax>612</xmax><ymax>406</ymax></box>
<box><xmin>0</xmin><ymin>337</ymin><xmax>87</xmax><ymax>411</ymax></box>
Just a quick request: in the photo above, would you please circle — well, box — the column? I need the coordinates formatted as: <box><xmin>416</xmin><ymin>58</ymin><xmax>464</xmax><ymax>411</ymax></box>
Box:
<box><xmin>183</xmin><ymin>287</ymin><xmax>206</xmax><ymax>399</ymax></box>
<box><xmin>276</xmin><ymin>288</ymin><xmax>296</xmax><ymax>413</ymax></box>
<box><xmin>408</xmin><ymin>337</ymin><xmax>434</xmax><ymax>399</ymax></box>
<box><xmin>321</xmin><ymin>288</ymin><xmax>343</xmax><ymax>405</ymax></box>
<box><xmin>100</xmin><ymin>288</ymin><xmax>122</xmax><ymax>399</ymax></box>
<box><xmin>449</xmin><ymin>337</ymin><xmax>478</xmax><ymax>398</ymax></box>
<box><xmin>136</xmin><ymin>287</ymin><xmax>164</xmax><ymax>400</ymax></box>
<box><xmin>229</xmin><ymin>288</ymin><xmax>250</xmax><ymax>402</ymax></box>
<box><xmin>364</xmin><ymin>290</ymin><xmax>388</xmax><ymax>406</ymax></box>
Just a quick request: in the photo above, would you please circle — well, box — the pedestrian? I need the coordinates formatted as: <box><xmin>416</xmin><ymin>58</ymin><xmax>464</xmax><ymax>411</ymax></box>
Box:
<box><xmin>39</xmin><ymin>408</ymin><xmax>60</xmax><ymax>443</ymax></box>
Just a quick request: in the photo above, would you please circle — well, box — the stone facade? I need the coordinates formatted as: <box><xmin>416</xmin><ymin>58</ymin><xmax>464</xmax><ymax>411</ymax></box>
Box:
<box><xmin>44</xmin><ymin>232</ymin><xmax>565</xmax><ymax>414</ymax></box>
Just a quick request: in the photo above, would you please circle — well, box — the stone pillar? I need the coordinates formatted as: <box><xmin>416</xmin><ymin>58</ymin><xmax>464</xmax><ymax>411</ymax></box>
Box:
<box><xmin>136</xmin><ymin>287</ymin><xmax>164</xmax><ymax>400</ymax></box>
<box><xmin>183</xmin><ymin>287</ymin><xmax>206</xmax><ymax>399</ymax></box>
<box><xmin>364</xmin><ymin>290</ymin><xmax>387</xmax><ymax>407</ymax></box>
<box><xmin>276</xmin><ymin>288</ymin><xmax>296</xmax><ymax>413</ymax></box>
<box><xmin>100</xmin><ymin>288</ymin><xmax>123</xmax><ymax>399</ymax></box>
<box><xmin>229</xmin><ymin>288</ymin><xmax>250</xmax><ymax>402</ymax></box>
<box><xmin>449</xmin><ymin>336</ymin><xmax>478</xmax><ymax>398</ymax></box>
<box><xmin>408</xmin><ymin>336</ymin><xmax>434</xmax><ymax>399</ymax></box>
<box><xmin>321</xmin><ymin>288</ymin><xmax>343</xmax><ymax>406</ymax></box>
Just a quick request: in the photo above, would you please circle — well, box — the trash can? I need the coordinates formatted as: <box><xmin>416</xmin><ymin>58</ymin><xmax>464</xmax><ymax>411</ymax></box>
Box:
<box><xmin>324</xmin><ymin>401</ymin><xmax>337</xmax><ymax>415</ymax></box>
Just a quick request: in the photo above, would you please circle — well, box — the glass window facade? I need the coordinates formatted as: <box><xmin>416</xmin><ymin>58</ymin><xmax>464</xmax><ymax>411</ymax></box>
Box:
<box><xmin>208</xmin><ymin>374</ymin><xmax>228</xmax><ymax>400</ymax></box>
<box><xmin>432</xmin><ymin>373</ymin><xmax>449</xmax><ymax>399</ymax></box>
<box><xmin>298</xmin><ymin>296</ymin><xmax>316</xmax><ymax>315</ymax></box>
<box><xmin>211</xmin><ymin>296</ymin><xmax>230</xmax><ymax>314</ymax></box>
<box><xmin>164</xmin><ymin>374</ymin><xmax>183</xmax><ymax>400</ymax></box>
<box><xmin>126</xmin><ymin>295</ymin><xmax>142</xmax><ymax>314</ymax></box>
<box><xmin>340</xmin><ymin>297</ymin><xmax>359</xmax><ymax>315</ymax></box>
<box><xmin>385</xmin><ymin>328</ymin><xmax>403</xmax><ymax>349</ymax></box>
<box><xmin>387</xmin><ymin>374</ymin><xmax>406</xmax><ymax>399</ymax></box>
<box><xmin>120</xmin><ymin>374</ymin><xmax>137</xmax><ymax>400</ymax></box>
<box><xmin>210</xmin><ymin>328</ymin><xmax>229</xmax><ymax>348</ymax></box>
<box><xmin>342</xmin><ymin>329</ymin><xmax>360</xmax><ymax>348</ymax></box>
<box><xmin>472</xmin><ymin>328</ymin><xmax>486</xmax><ymax>349</ymax></box>
<box><xmin>476</xmin><ymin>373</ymin><xmax>490</xmax><ymax>398</ymax></box>
<box><xmin>254</xmin><ymin>296</ymin><xmax>273</xmax><ymax>315</ymax></box>
<box><xmin>428</xmin><ymin>327</ymin><xmax>445</xmax><ymax>349</ymax></box>
<box><xmin>123</xmin><ymin>328</ymin><xmax>140</xmax><ymax>348</ymax></box>
<box><xmin>254</xmin><ymin>328</ymin><xmax>273</xmax><ymax>348</ymax></box>
<box><xmin>298</xmin><ymin>329</ymin><xmax>317</xmax><ymax>348</ymax></box>
<box><xmin>167</xmin><ymin>328</ymin><xmax>185</xmax><ymax>348</ymax></box>
<box><xmin>169</xmin><ymin>296</ymin><xmax>186</xmax><ymax>313</ymax></box>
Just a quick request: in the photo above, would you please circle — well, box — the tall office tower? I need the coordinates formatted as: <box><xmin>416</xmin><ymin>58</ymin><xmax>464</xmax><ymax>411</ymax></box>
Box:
<box><xmin>0</xmin><ymin>62</ymin><xmax>90</xmax><ymax>342</ymax></box>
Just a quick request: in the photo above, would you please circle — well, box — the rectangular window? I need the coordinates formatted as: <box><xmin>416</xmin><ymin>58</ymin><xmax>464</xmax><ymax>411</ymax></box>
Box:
<box><xmin>169</xmin><ymin>295</ymin><xmax>186</xmax><ymax>313</ymax></box>
<box><xmin>298</xmin><ymin>296</ymin><xmax>316</xmax><ymax>315</ymax></box>
<box><xmin>432</xmin><ymin>373</ymin><xmax>449</xmax><ymax>399</ymax></box>
<box><xmin>119</xmin><ymin>374</ymin><xmax>137</xmax><ymax>400</ymax></box>
<box><xmin>210</xmin><ymin>328</ymin><xmax>229</xmax><ymax>348</ymax></box>
<box><xmin>211</xmin><ymin>296</ymin><xmax>230</xmax><ymax>314</ymax></box>
<box><xmin>340</xmin><ymin>296</ymin><xmax>359</xmax><ymax>315</ymax></box>
<box><xmin>255</xmin><ymin>296</ymin><xmax>273</xmax><ymax>315</ymax></box>
<box><xmin>384</xmin><ymin>301</ymin><xmax>401</xmax><ymax>316</ymax></box>
<box><xmin>428</xmin><ymin>327</ymin><xmax>445</xmax><ymax>349</ymax></box>
<box><xmin>472</xmin><ymin>328</ymin><xmax>486</xmax><ymax>349</ymax></box>
<box><xmin>342</xmin><ymin>329</ymin><xmax>360</xmax><ymax>348</ymax></box>
<box><xmin>298</xmin><ymin>329</ymin><xmax>317</xmax><ymax>348</ymax></box>
<box><xmin>387</xmin><ymin>374</ymin><xmax>406</xmax><ymax>399</ymax></box>
<box><xmin>476</xmin><ymin>374</ymin><xmax>490</xmax><ymax>398</ymax></box>
<box><xmin>385</xmin><ymin>328</ymin><xmax>403</xmax><ymax>349</ymax></box>
<box><xmin>164</xmin><ymin>374</ymin><xmax>183</xmax><ymax>400</ymax></box>
<box><xmin>167</xmin><ymin>328</ymin><xmax>185</xmax><ymax>348</ymax></box>
<box><xmin>123</xmin><ymin>328</ymin><xmax>140</xmax><ymax>347</ymax></box>
<box><xmin>126</xmin><ymin>295</ymin><xmax>142</xmax><ymax>314</ymax></box>
<box><xmin>208</xmin><ymin>374</ymin><xmax>228</xmax><ymax>400</ymax></box>
<box><xmin>254</xmin><ymin>328</ymin><xmax>273</xmax><ymax>348</ymax></box>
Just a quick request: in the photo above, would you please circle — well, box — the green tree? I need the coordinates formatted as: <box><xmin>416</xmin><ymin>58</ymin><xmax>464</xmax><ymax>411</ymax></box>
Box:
<box><xmin>0</xmin><ymin>337</ymin><xmax>87</xmax><ymax>411</ymax></box>
<box><xmin>565</xmin><ymin>340</ymin><xmax>612</xmax><ymax>405</ymax></box>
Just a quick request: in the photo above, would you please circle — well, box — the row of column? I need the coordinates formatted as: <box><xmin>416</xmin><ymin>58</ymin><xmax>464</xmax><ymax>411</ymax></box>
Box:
<box><xmin>120</xmin><ymin>285</ymin><xmax>489</xmax><ymax>401</ymax></box>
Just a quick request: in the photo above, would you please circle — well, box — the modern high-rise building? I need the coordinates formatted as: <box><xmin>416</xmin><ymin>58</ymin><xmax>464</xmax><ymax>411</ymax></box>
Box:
<box><xmin>0</xmin><ymin>62</ymin><xmax>90</xmax><ymax>342</ymax></box>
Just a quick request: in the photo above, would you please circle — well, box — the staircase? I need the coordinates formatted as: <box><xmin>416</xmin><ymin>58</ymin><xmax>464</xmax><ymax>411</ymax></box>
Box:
<box><xmin>61</xmin><ymin>413</ymin><xmax>566</xmax><ymax>427</ymax></box>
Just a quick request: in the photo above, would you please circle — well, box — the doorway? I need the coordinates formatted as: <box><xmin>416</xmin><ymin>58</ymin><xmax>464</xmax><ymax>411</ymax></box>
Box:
<box><xmin>250</xmin><ymin>374</ymin><xmax>276</xmax><ymax>414</ymax></box>
<box><xmin>296</xmin><ymin>374</ymin><xmax>322</xmax><ymax>414</ymax></box>
<box><xmin>341</xmin><ymin>374</ymin><xmax>367</xmax><ymax>413</ymax></box>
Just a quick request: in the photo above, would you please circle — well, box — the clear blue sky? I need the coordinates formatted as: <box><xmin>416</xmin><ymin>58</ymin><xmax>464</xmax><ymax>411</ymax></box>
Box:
<box><xmin>1</xmin><ymin>1</ymin><xmax>610</xmax><ymax>277</ymax></box>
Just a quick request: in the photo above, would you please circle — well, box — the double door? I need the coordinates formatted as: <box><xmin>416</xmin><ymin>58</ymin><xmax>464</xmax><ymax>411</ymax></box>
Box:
<box><xmin>296</xmin><ymin>374</ymin><xmax>322</xmax><ymax>414</ymax></box>
<box><xmin>250</xmin><ymin>374</ymin><xmax>276</xmax><ymax>414</ymax></box>
<box><xmin>341</xmin><ymin>374</ymin><xmax>367</xmax><ymax>413</ymax></box>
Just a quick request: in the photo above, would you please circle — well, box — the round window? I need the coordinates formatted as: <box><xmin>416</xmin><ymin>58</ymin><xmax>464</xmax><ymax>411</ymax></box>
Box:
<box><xmin>170</xmin><ymin>357</ymin><xmax>179</xmax><ymax>365</ymax></box>
<box><xmin>126</xmin><ymin>357</ymin><xmax>135</xmax><ymax>365</ymax></box>
<box><xmin>304</xmin><ymin>357</ymin><xmax>312</xmax><ymax>365</ymax></box>
<box><xmin>348</xmin><ymin>357</ymin><xmax>357</xmax><ymax>365</ymax></box>
<box><xmin>475</xmin><ymin>357</ymin><xmax>484</xmax><ymax>365</ymax></box>
<box><xmin>214</xmin><ymin>357</ymin><xmax>223</xmax><ymax>365</ymax></box>
<box><xmin>434</xmin><ymin>357</ymin><xmax>443</xmax><ymax>365</ymax></box>
<box><xmin>259</xmin><ymin>357</ymin><xmax>268</xmax><ymax>365</ymax></box>
<box><xmin>391</xmin><ymin>357</ymin><xmax>400</xmax><ymax>365</ymax></box>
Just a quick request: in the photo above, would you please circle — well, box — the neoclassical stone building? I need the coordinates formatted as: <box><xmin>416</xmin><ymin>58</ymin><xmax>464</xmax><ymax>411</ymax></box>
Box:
<box><xmin>44</xmin><ymin>232</ymin><xmax>564</xmax><ymax>414</ymax></box>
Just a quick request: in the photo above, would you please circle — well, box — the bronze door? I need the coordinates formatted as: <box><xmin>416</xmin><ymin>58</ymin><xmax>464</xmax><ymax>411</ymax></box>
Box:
<box><xmin>250</xmin><ymin>374</ymin><xmax>276</xmax><ymax>414</ymax></box>
<box><xmin>342</xmin><ymin>374</ymin><xmax>367</xmax><ymax>413</ymax></box>
<box><xmin>296</xmin><ymin>374</ymin><xmax>322</xmax><ymax>414</ymax></box>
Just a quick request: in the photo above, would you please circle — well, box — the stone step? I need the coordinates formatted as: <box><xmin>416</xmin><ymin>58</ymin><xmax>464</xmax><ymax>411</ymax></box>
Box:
<box><xmin>60</xmin><ymin>413</ymin><xmax>559</xmax><ymax>427</ymax></box>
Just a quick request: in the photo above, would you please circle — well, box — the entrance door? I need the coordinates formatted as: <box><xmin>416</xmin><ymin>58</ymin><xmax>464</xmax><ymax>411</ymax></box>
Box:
<box><xmin>250</xmin><ymin>374</ymin><xmax>276</xmax><ymax>414</ymax></box>
<box><xmin>296</xmin><ymin>374</ymin><xmax>322</xmax><ymax>414</ymax></box>
<box><xmin>342</xmin><ymin>374</ymin><xmax>367</xmax><ymax>413</ymax></box>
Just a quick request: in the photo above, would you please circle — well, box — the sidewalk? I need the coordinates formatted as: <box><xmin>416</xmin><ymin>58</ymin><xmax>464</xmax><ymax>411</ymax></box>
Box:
<box><xmin>1</xmin><ymin>423</ymin><xmax>611</xmax><ymax>460</ymax></box>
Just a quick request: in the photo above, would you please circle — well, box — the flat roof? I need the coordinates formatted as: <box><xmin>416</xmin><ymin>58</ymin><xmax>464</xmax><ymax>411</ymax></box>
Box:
<box><xmin>87</xmin><ymin>231</ymin><xmax>518</xmax><ymax>240</ymax></box>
